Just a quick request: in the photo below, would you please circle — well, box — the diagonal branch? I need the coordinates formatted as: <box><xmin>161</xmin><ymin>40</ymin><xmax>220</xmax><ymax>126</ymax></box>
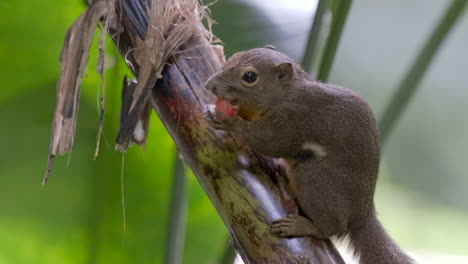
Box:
<box><xmin>378</xmin><ymin>0</ymin><xmax>467</xmax><ymax>146</ymax></box>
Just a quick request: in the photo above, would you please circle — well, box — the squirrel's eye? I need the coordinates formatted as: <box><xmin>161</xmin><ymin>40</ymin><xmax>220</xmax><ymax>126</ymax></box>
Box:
<box><xmin>242</xmin><ymin>71</ymin><xmax>257</xmax><ymax>83</ymax></box>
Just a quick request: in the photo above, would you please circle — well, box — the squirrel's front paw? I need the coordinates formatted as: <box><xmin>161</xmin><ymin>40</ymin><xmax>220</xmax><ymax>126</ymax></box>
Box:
<box><xmin>203</xmin><ymin>105</ymin><xmax>232</xmax><ymax>131</ymax></box>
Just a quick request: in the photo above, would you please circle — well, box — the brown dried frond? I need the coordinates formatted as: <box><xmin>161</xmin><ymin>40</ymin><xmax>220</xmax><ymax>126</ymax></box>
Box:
<box><xmin>117</xmin><ymin>0</ymin><xmax>216</xmax><ymax>150</ymax></box>
<box><xmin>47</xmin><ymin>0</ymin><xmax>218</xmax><ymax>181</ymax></box>
<box><xmin>45</xmin><ymin>0</ymin><xmax>117</xmax><ymax>184</ymax></box>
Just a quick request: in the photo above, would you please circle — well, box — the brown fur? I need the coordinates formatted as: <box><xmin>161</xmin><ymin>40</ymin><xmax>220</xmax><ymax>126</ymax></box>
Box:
<box><xmin>204</xmin><ymin>47</ymin><xmax>414</xmax><ymax>264</ymax></box>
<box><xmin>283</xmin><ymin>158</ymin><xmax>300</xmax><ymax>197</ymax></box>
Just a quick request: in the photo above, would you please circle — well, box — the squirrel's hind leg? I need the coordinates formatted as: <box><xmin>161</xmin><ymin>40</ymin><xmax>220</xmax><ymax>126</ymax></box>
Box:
<box><xmin>274</xmin><ymin>160</ymin><xmax>349</xmax><ymax>240</ymax></box>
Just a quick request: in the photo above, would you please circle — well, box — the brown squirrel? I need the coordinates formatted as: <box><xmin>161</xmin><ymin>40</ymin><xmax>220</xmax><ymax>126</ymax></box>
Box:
<box><xmin>204</xmin><ymin>46</ymin><xmax>414</xmax><ymax>264</ymax></box>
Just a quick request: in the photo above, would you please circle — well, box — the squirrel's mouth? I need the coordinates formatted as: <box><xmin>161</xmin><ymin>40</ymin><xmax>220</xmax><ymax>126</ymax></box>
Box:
<box><xmin>228</xmin><ymin>98</ymin><xmax>239</xmax><ymax>106</ymax></box>
<box><xmin>215</xmin><ymin>97</ymin><xmax>239</xmax><ymax>118</ymax></box>
<box><xmin>214</xmin><ymin>97</ymin><xmax>266</xmax><ymax>121</ymax></box>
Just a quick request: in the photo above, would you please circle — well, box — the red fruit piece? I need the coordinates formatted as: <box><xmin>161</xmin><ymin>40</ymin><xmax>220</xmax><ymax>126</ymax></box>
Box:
<box><xmin>215</xmin><ymin>97</ymin><xmax>238</xmax><ymax>120</ymax></box>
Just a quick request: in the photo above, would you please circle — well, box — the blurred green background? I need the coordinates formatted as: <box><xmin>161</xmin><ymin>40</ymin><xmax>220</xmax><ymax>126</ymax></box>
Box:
<box><xmin>0</xmin><ymin>0</ymin><xmax>467</xmax><ymax>263</ymax></box>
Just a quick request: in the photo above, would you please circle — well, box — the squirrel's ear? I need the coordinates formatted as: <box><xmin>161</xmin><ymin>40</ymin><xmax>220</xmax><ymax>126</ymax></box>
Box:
<box><xmin>264</xmin><ymin>45</ymin><xmax>276</xmax><ymax>50</ymax></box>
<box><xmin>276</xmin><ymin>62</ymin><xmax>294</xmax><ymax>80</ymax></box>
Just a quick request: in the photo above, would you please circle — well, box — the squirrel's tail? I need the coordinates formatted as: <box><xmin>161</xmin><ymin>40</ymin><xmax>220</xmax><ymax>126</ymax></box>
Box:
<box><xmin>349</xmin><ymin>211</ymin><xmax>414</xmax><ymax>264</ymax></box>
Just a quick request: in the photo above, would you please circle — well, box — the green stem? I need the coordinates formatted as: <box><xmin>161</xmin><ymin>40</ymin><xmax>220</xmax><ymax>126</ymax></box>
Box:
<box><xmin>378</xmin><ymin>0</ymin><xmax>467</xmax><ymax>146</ymax></box>
<box><xmin>164</xmin><ymin>151</ymin><xmax>188</xmax><ymax>264</ymax></box>
<box><xmin>301</xmin><ymin>0</ymin><xmax>329</xmax><ymax>72</ymax></box>
<box><xmin>317</xmin><ymin>0</ymin><xmax>352</xmax><ymax>82</ymax></box>
<box><xmin>219</xmin><ymin>240</ymin><xmax>237</xmax><ymax>264</ymax></box>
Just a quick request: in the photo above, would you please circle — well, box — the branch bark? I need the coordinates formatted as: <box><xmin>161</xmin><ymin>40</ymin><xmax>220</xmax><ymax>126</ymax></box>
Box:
<box><xmin>49</xmin><ymin>0</ymin><xmax>346</xmax><ymax>263</ymax></box>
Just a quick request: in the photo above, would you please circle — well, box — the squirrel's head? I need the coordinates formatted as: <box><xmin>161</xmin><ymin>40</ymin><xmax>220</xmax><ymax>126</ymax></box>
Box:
<box><xmin>205</xmin><ymin>46</ymin><xmax>298</xmax><ymax>112</ymax></box>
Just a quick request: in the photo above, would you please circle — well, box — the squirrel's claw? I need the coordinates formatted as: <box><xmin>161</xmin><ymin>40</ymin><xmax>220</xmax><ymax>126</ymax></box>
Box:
<box><xmin>203</xmin><ymin>104</ymin><xmax>239</xmax><ymax>131</ymax></box>
<box><xmin>271</xmin><ymin>215</ymin><xmax>320</xmax><ymax>238</ymax></box>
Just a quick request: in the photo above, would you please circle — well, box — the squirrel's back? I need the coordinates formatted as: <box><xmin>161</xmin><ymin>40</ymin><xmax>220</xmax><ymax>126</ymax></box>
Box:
<box><xmin>296</xmin><ymin>80</ymin><xmax>381</xmax><ymax>174</ymax></box>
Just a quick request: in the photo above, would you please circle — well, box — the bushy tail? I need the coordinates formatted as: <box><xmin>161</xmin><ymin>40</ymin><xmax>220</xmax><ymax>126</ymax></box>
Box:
<box><xmin>349</xmin><ymin>212</ymin><xmax>414</xmax><ymax>264</ymax></box>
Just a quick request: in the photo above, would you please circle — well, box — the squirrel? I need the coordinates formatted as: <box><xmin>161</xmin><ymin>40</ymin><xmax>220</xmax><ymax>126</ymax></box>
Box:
<box><xmin>204</xmin><ymin>46</ymin><xmax>414</xmax><ymax>264</ymax></box>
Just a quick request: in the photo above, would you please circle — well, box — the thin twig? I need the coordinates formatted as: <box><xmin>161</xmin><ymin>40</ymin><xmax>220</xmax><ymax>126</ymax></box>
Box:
<box><xmin>121</xmin><ymin>153</ymin><xmax>127</xmax><ymax>233</ymax></box>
